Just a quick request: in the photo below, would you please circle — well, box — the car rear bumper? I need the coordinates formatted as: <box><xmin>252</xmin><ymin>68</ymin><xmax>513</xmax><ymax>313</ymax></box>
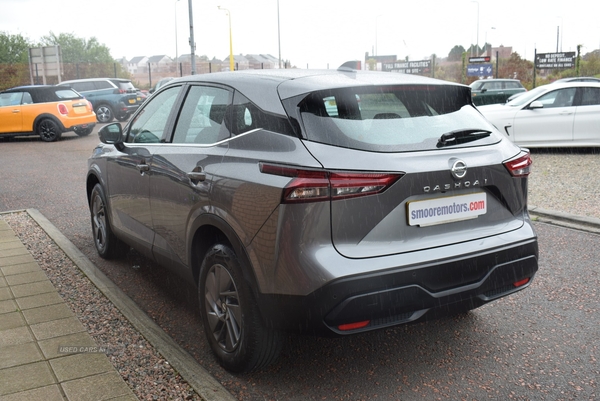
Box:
<box><xmin>255</xmin><ymin>235</ymin><xmax>538</xmax><ymax>336</ymax></box>
<box><xmin>72</xmin><ymin>123</ymin><xmax>96</xmax><ymax>133</ymax></box>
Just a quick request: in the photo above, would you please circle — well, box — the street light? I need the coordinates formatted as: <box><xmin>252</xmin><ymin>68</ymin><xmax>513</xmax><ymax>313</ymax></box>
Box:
<box><xmin>174</xmin><ymin>0</ymin><xmax>180</xmax><ymax>70</ymax></box>
<box><xmin>375</xmin><ymin>14</ymin><xmax>383</xmax><ymax>57</ymax></box>
<box><xmin>218</xmin><ymin>6</ymin><xmax>234</xmax><ymax>71</ymax></box>
<box><xmin>471</xmin><ymin>1</ymin><xmax>479</xmax><ymax>56</ymax></box>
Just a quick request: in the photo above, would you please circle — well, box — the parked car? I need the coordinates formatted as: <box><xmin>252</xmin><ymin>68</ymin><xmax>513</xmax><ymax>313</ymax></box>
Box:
<box><xmin>86</xmin><ymin>69</ymin><xmax>539</xmax><ymax>372</ymax></box>
<box><xmin>148</xmin><ymin>77</ymin><xmax>175</xmax><ymax>94</ymax></box>
<box><xmin>0</xmin><ymin>85</ymin><xmax>96</xmax><ymax>142</ymax></box>
<box><xmin>553</xmin><ymin>76</ymin><xmax>600</xmax><ymax>83</ymax></box>
<box><xmin>470</xmin><ymin>78</ymin><xmax>526</xmax><ymax>106</ymax></box>
<box><xmin>60</xmin><ymin>78</ymin><xmax>140</xmax><ymax>123</ymax></box>
<box><xmin>478</xmin><ymin>82</ymin><xmax>600</xmax><ymax>147</ymax></box>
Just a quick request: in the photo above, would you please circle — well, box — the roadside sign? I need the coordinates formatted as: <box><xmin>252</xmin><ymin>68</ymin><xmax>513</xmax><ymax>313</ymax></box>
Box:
<box><xmin>535</xmin><ymin>52</ymin><xmax>576</xmax><ymax>69</ymax></box>
<box><xmin>467</xmin><ymin>63</ymin><xmax>493</xmax><ymax>77</ymax></box>
<box><xmin>382</xmin><ymin>59</ymin><xmax>432</xmax><ymax>75</ymax></box>
<box><xmin>469</xmin><ymin>56</ymin><xmax>491</xmax><ymax>63</ymax></box>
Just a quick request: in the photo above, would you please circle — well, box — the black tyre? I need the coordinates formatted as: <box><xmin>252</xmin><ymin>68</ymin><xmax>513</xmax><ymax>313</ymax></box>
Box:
<box><xmin>37</xmin><ymin>118</ymin><xmax>62</xmax><ymax>142</ymax></box>
<box><xmin>95</xmin><ymin>105</ymin><xmax>114</xmax><ymax>123</ymax></box>
<box><xmin>199</xmin><ymin>244</ymin><xmax>282</xmax><ymax>373</ymax></box>
<box><xmin>90</xmin><ymin>184</ymin><xmax>129</xmax><ymax>259</ymax></box>
<box><xmin>75</xmin><ymin>127</ymin><xmax>93</xmax><ymax>137</ymax></box>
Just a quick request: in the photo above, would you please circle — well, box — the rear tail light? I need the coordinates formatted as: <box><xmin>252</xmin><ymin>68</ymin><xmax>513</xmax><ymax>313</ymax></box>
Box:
<box><xmin>504</xmin><ymin>151</ymin><xmax>532</xmax><ymax>177</ymax></box>
<box><xmin>57</xmin><ymin>103</ymin><xmax>69</xmax><ymax>116</ymax></box>
<box><xmin>86</xmin><ymin>100</ymin><xmax>93</xmax><ymax>111</ymax></box>
<box><xmin>260</xmin><ymin>163</ymin><xmax>403</xmax><ymax>204</ymax></box>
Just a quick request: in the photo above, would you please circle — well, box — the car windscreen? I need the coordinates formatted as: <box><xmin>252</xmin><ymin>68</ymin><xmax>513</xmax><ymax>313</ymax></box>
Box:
<box><xmin>293</xmin><ymin>85</ymin><xmax>501</xmax><ymax>152</ymax></box>
<box><xmin>505</xmin><ymin>86</ymin><xmax>547</xmax><ymax>107</ymax></box>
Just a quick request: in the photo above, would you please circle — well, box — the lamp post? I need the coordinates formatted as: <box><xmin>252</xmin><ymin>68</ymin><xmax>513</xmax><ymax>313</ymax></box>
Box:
<box><xmin>188</xmin><ymin>0</ymin><xmax>196</xmax><ymax>75</ymax></box>
<box><xmin>218</xmin><ymin>6</ymin><xmax>234</xmax><ymax>71</ymax></box>
<box><xmin>471</xmin><ymin>0</ymin><xmax>479</xmax><ymax>56</ymax></box>
<box><xmin>174</xmin><ymin>0</ymin><xmax>180</xmax><ymax>72</ymax></box>
<box><xmin>557</xmin><ymin>17</ymin><xmax>563</xmax><ymax>52</ymax></box>
<box><xmin>277</xmin><ymin>0</ymin><xmax>282</xmax><ymax>69</ymax></box>
<box><xmin>375</xmin><ymin>14</ymin><xmax>383</xmax><ymax>57</ymax></box>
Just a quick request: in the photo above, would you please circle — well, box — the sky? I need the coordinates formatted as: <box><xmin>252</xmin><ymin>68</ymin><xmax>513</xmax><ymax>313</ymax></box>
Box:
<box><xmin>2</xmin><ymin>0</ymin><xmax>600</xmax><ymax>69</ymax></box>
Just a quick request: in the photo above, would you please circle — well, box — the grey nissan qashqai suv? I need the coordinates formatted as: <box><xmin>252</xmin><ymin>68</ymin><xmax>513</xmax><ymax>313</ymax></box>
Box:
<box><xmin>86</xmin><ymin>68</ymin><xmax>538</xmax><ymax>373</ymax></box>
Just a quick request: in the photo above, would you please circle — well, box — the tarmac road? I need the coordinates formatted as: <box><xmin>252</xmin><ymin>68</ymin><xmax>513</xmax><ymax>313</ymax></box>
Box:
<box><xmin>1</xmin><ymin>126</ymin><xmax>599</xmax><ymax>400</ymax></box>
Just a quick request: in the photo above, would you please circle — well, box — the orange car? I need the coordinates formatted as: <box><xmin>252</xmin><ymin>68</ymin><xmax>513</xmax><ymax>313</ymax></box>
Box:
<box><xmin>0</xmin><ymin>85</ymin><xmax>96</xmax><ymax>142</ymax></box>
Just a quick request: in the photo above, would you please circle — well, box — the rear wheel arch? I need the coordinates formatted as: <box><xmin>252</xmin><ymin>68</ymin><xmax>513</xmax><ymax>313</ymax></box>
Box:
<box><xmin>189</xmin><ymin>215</ymin><xmax>259</xmax><ymax>294</ymax></box>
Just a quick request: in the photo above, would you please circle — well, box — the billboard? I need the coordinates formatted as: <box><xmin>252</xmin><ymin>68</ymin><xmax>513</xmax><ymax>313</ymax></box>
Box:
<box><xmin>467</xmin><ymin>64</ymin><xmax>493</xmax><ymax>77</ymax></box>
<box><xmin>382</xmin><ymin>60</ymin><xmax>432</xmax><ymax>75</ymax></box>
<box><xmin>535</xmin><ymin>52</ymin><xmax>576</xmax><ymax>69</ymax></box>
<box><xmin>28</xmin><ymin>46</ymin><xmax>62</xmax><ymax>84</ymax></box>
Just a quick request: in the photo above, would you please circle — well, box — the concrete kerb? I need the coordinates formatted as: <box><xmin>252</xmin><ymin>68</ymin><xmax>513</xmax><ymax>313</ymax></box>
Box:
<box><xmin>4</xmin><ymin>206</ymin><xmax>597</xmax><ymax>401</ymax></box>
<box><xmin>22</xmin><ymin>209</ymin><xmax>237</xmax><ymax>401</ymax></box>
<box><xmin>528</xmin><ymin>205</ymin><xmax>600</xmax><ymax>235</ymax></box>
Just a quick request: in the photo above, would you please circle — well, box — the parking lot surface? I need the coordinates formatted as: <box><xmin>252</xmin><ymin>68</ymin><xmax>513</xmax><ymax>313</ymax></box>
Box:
<box><xmin>1</xmin><ymin>128</ymin><xmax>599</xmax><ymax>400</ymax></box>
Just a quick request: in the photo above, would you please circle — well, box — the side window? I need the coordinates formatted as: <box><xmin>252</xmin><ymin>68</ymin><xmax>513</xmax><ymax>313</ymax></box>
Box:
<box><xmin>0</xmin><ymin>92</ymin><xmax>22</xmax><ymax>106</ymax></box>
<box><xmin>127</xmin><ymin>86</ymin><xmax>181</xmax><ymax>143</ymax></box>
<box><xmin>172</xmin><ymin>85</ymin><xmax>231</xmax><ymax>144</ymax></box>
<box><xmin>22</xmin><ymin>92</ymin><xmax>33</xmax><ymax>104</ymax></box>
<box><xmin>230</xmin><ymin>91</ymin><xmax>296</xmax><ymax>136</ymax></box>
<box><xmin>538</xmin><ymin>88</ymin><xmax>576</xmax><ymax>108</ymax></box>
<box><xmin>579</xmin><ymin>87</ymin><xmax>600</xmax><ymax>106</ymax></box>
<box><xmin>94</xmin><ymin>80</ymin><xmax>114</xmax><ymax>90</ymax></box>
<box><xmin>71</xmin><ymin>82</ymin><xmax>95</xmax><ymax>92</ymax></box>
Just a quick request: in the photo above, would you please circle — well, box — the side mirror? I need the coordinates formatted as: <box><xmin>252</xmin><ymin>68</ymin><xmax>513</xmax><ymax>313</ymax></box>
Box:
<box><xmin>528</xmin><ymin>101</ymin><xmax>544</xmax><ymax>109</ymax></box>
<box><xmin>480</xmin><ymin>88</ymin><xmax>488</xmax><ymax>93</ymax></box>
<box><xmin>98</xmin><ymin>123</ymin><xmax>125</xmax><ymax>151</ymax></box>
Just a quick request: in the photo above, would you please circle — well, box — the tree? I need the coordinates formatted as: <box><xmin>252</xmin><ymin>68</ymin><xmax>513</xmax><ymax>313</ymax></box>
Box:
<box><xmin>497</xmin><ymin>52</ymin><xmax>534</xmax><ymax>87</ymax></box>
<box><xmin>448</xmin><ymin>45</ymin><xmax>466</xmax><ymax>62</ymax></box>
<box><xmin>41</xmin><ymin>32</ymin><xmax>113</xmax><ymax>63</ymax></box>
<box><xmin>40</xmin><ymin>32</ymin><xmax>128</xmax><ymax>80</ymax></box>
<box><xmin>0</xmin><ymin>31</ymin><xmax>31</xmax><ymax>63</ymax></box>
<box><xmin>0</xmin><ymin>32</ymin><xmax>32</xmax><ymax>89</ymax></box>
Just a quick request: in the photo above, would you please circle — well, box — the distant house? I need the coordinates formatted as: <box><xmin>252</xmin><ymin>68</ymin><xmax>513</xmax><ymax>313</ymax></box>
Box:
<box><xmin>147</xmin><ymin>55</ymin><xmax>173</xmax><ymax>72</ymax></box>
<box><xmin>127</xmin><ymin>56</ymin><xmax>148</xmax><ymax>74</ymax></box>
<box><xmin>223</xmin><ymin>54</ymin><xmax>249</xmax><ymax>71</ymax></box>
<box><xmin>246</xmin><ymin>54</ymin><xmax>280</xmax><ymax>69</ymax></box>
<box><xmin>490</xmin><ymin>46</ymin><xmax>513</xmax><ymax>59</ymax></box>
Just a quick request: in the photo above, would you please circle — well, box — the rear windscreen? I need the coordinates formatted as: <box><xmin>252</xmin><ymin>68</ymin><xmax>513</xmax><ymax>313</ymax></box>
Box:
<box><xmin>293</xmin><ymin>85</ymin><xmax>500</xmax><ymax>152</ymax></box>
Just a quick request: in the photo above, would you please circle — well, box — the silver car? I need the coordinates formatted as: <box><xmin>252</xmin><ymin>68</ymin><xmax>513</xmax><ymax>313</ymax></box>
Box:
<box><xmin>86</xmin><ymin>69</ymin><xmax>538</xmax><ymax>372</ymax></box>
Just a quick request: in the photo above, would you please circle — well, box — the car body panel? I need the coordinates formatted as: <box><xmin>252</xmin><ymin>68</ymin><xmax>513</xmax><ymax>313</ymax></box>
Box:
<box><xmin>0</xmin><ymin>86</ymin><xmax>96</xmax><ymax>137</ymax></box>
<box><xmin>60</xmin><ymin>78</ymin><xmax>140</xmax><ymax>122</ymax></box>
<box><xmin>470</xmin><ymin>79</ymin><xmax>526</xmax><ymax>106</ymax></box>
<box><xmin>87</xmin><ymin>69</ymin><xmax>538</xmax><ymax>339</ymax></box>
<box><xmin>478</xmin><ymin>82</ymin><xmax>600</xmax><ymax>147</ymax></box>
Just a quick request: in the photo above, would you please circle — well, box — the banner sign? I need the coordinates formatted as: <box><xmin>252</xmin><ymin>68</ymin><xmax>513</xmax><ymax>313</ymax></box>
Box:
<box><xmin>382</xmin><ymin>59</ymin><xmax>432</xmax><ymax>75</ymax></box>
<box><xmin>535</xmin><ymin>52</ymin><xmax>576</xmax><ymax>69</ymax></box>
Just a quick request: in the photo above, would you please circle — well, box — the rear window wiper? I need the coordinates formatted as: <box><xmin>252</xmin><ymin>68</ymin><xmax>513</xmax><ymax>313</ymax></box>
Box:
<box><xmin>437</xmin><ymin>128</ymin><xmax>492</xmax><ymax>147</ymax></box>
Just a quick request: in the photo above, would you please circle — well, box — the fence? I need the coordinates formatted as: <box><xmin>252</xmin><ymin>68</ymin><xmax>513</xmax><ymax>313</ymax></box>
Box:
<box><xmin>0</xmin><ymin>60</ymin><xmax>282</xmax><ymax>91</ymax></box>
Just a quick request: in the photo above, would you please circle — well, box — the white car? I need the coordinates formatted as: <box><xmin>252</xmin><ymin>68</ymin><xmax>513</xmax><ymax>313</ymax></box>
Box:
<box><xmin>478</xmin><ymin>82</ymin><xmax>600</xmax><ymax>147</ymax></box>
